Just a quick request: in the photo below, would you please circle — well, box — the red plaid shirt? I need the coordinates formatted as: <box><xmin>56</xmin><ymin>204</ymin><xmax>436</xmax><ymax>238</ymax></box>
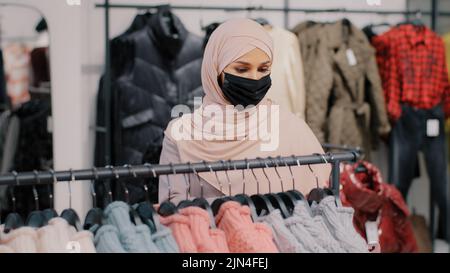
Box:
<box><xmin>372</xmin><ymin>24</ymin><xmax>450</xmax><ymax>121</ymax></box>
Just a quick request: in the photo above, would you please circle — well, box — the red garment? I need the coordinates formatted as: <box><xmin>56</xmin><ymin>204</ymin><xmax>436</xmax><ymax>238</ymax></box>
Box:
<box><xmin>215</xmin><ymin>201</ymin><xmax>279</xmax><ymax>253</ymax></box>
<box><xmin>340</xmin><ymin>161</ymin><xmax>418</xmax><ymax>253</ymax></box>
<box><xmin>372</xmin><ymin>24</ymin><xmax>450</xmax><ymax>121</ymax></box>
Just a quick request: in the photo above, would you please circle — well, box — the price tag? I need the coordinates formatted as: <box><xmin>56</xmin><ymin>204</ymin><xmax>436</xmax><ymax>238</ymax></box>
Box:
<box><xmin>365</xmin><ymin>221</ymin><xmax>379</xmax><ymax>246</ymax></box>
<box><xmin>346</xmin><ymin>49</ymin><xmax>357</xmax><ymax>66</ymax></box>
<box><xmin>426</xmin><ymin>119</ymin><xmax>439</xmax><ymax>137</ymax></box>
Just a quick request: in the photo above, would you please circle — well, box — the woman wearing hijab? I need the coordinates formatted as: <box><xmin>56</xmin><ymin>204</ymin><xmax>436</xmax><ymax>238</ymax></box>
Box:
<box><xmin>159</xmin><ymin>18</ymin><xmax>331</xmax><ymax>204</ymax></box>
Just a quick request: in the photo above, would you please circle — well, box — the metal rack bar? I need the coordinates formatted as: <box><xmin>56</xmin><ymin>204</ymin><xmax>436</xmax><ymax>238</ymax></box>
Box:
<box><xmin>0</xmin><ymin>152</ymin><xmax>359</xmax><ymax>195</ymax></box>
<box><xmin>94</xmin><ymin>4</ymin><xmax>450</xmax><ymax>16</ymax></box>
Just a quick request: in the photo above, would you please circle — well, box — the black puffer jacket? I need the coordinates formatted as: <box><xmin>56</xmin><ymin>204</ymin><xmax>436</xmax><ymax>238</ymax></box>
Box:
<box><xmin>95</xmin><ymin>6</ymin><xmax>203</xmax><ymax>205</ymax></box>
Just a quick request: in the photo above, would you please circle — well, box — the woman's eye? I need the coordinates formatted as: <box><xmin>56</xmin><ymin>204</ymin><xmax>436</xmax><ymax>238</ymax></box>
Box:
<box><xmin>258</xmin><ymin>68</ymin><xmax>269</xmax><ymax>73</ymax></box>
<box><xmin>235</xmin><ymin>68</ymin><xmax>248</xmax><ymax>73</ymax></box>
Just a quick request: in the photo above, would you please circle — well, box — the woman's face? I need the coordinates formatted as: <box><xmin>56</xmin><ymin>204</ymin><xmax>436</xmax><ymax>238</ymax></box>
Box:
<box><xmin>220</xmin><ymin>48</ymin><xmax>271</xmax><ymax>83</ymax></box>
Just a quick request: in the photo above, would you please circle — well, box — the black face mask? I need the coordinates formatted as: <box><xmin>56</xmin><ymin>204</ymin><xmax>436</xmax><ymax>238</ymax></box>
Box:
<box><xmin>219</xmin><ymin>73</ymin><xmax>272</xmax><ymax>107</ymax></box>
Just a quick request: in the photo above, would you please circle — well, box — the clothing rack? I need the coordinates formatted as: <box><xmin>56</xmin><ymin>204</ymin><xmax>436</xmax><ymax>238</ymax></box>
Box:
<box><xmin>0</xmin><ymin>151</ymin><xmax>360</xmax><ymax>198</ymax></box>
<box><xmin>94</xmin><ymin>0</ymin><xmax>448</xmax><ymax>250</ymax></box>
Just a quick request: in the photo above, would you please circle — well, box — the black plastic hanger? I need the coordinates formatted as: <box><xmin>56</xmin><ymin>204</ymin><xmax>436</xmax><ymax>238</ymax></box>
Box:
<box><xmin>307</xmin><ymin>154</ymin><xmax>328</xmax><ymax>204</ymax></box>
<box><xmin>188</xmin><ymin>163</ymin><xmax>217</xmax><ymax>228</ymax></box>
<box><xmin>61</xmin><ymin>169</ymin><xmax>82</xmax><ymax>231</ymax></box>
<box><xmin>83</xmin><ymin>208</ymin><xmax>103</xmax><ymax>233</ymax></box>
<box><xmin>247</xmin><ymin>162</ymin><xmax>274</xmax><ymax>217</ymax></box>
<box><xmin>233</xmin><ymin>194</ymin><xmax>259</xmax><ymax>221</ymax></box>
<box><xmin>263</xmin><ymin>157</ymin><xmax>291</xmax><ymax>218</ymax></box>
<box><xmin>43</xmin><ymin>169</ymin><xmax>58</xmax><ymax>222</ymax></box>
<box><xmin>83</xmin><ymin>167</ymin><xmax>103</xmax><ymax>233</ymax></box>
<box><xmin>42</xmin><ymin>208</ymin><xmax>58</xmax><ymax>222</ymax></box>
<box><xmin>4</xmin><ymin>171</ymin><xmax>24</xmax><ymax>233</ymax></box>
<box><xmin>104</xmin><ymin>165</ymin><xmax>115</xmax><ymax>206</ymax></box>
<box><xmin>112</xmin><ymin>165</ymin><xmax>141</xmax><ymax>226</ymax></box>
<box><xmin>192</xmin><ymin>198</ymin><xmax>217</xmax><ymax>229</ymax></box>
<box><xmin>211</xmin><ymin>196</ymin><xmax>234</xmax><ymax>216</ymax></box>
<box><xmin>3</xmin><ymin>213</ymin><xmax>24</xmax><ymax>234</ymax></box>
<box><xmin>177</xmin><ymin>200</ymin><xmax>193</xmax><ymax>209</ymax></box>
<box><xmin>230</xmin><ymin>159</ymin><xmax>259</xmax><ymax>221</ymax></box>
<box><xmin>25</xmin><ymin>171</ymin><xmax>46</xmax><ymax>228</ymax></box>
<box><xmin>26</xmin><ymin>211</ymin><xmax>46</xmax><ymax>228</ymax></box>
<box><xmin>287</xmin><ymin>156</ymin><xmax>314</xmax><ymax>216</ymax></box>
<box><xmin>271</xmin><ymin>156</ymin><xmax>299</xmax><ymax>216</ymax></box>
<box><xmin>135</xmin><ymin>163</ymin><xmax>160</xmax><ymax>234</ymax></box>
<box><xmin>111</xmin><ymin>165</ymin><xmax>130</xmax><ymax>204</ymax></box>
<box><xmin>157</xmin><ymin>163</ymin><xmax>178</xmax><ymax>217</ymax></box>
<box><xmin>61</xmin><ymin>208</ymin><xmax>82</xmax><ymax>231</ymax></box>
<box><xmin>158</xmin><ymin>201</ymin><xmax>178</xmax><ymax>217</ymax></box>
<box><xmin>250</xmin><ymin>194</ymin><xmax>275</xmax><ymax>217</ymax></box>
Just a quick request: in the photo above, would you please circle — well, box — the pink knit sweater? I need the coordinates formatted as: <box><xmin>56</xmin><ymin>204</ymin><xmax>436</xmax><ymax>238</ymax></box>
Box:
<box><xmin>215</xmin><ymin>201</ymin><xmax>279</xmax><ymax>253</ymax></box>
<box><xmin>179</xmin><ymin>207</ymin><xmax>229</xmax><ymax>253</ymax></box>
<box><xmin>160</xmin><ymin>214</ymin><xmax>197</xmax><ymax>253</ymax></box>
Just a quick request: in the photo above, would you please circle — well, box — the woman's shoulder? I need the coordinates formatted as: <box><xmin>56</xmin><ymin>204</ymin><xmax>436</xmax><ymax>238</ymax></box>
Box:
<box><xmin>164</xmin><ymin>113</ymin><xmax>195</xmax><ymax>142</ymax></box>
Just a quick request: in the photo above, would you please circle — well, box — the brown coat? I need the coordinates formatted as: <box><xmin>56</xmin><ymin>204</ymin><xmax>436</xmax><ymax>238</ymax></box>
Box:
<box><xmin>292</xmin><ymin>20</ymin><xmax>390</xmax><ymax>156</ymax></box>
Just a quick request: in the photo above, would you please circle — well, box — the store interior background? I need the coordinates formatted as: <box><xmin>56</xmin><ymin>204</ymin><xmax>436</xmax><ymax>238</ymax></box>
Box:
<box><xmin>0</xmin><ymin>0</ymin><xmax>449</xmax><ymax>251</ymax></box>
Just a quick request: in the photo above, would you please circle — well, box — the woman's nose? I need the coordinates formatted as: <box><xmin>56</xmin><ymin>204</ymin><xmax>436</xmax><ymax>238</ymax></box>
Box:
<box><xmin>248</xmin><ymin>70</ymin><xmax>259</xmax><ymax>80</ymax></box>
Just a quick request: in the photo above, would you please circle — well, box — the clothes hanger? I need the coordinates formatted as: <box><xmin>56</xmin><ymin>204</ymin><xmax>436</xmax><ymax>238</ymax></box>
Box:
<box><xmin>204</xmin><ymin>160</ymin><xmax>257</xmax><ymax>220</ymax></box>
<box><xmin>42</xmin><ymin>169</ymin><xmax>58</xmax><ymax>221</ymax></box>
<box><xmin>112</xmin><ymin>166</ymin><xmax>130</xmax><ymax>204</ymax></box>
<box><xmin>286</xmin><ymin>155</ymin><xmax>308</xmax><ymax>201</ymax></box>
<box><xmin>398</xmin><ymin>10</ymin><xmax>424</xmax><ymax>27</ymax></box>
<box><xmin>248</xmin><ymin>161</ymin><xmax>274</xmax><ymax>217</ymax></box>
<box><xmin>325</xmin><ymin>153</ymin><xmax>343</xmax><ymax>207</ymax></box>
<box><xmin>157</xmin><ymin>163</ymin><xmax>178</xmax><ymax>217</ymax></box>
<box><xmin>307</xmin><ymin>154</ymin><xmax>328</xmax><ymax>205</ymax></box>
<box><xmin>272</xmin><ymin>156</ymin><xmax>298</xmax><ymax>217</ymax></box>
<box><xmin>208</xmin><ymin>160</ymin><xmax>232</xmax><ymax>216</ymax></box>
<box><xmin>176</xmin><ymin>162</ymin><xmax>193</xmax><ymax>210</ymax></box>
<box><xmin>209</xmin><ymin>160</ymin><xmax>242</xmax><ymax>216</ymax></box>
<box><xmin>60</xmin><ymin>169</ymin><xmax>83</xmax><ymax>231</ymax></box>
<box><xmin>83</xmin><ymin>167</ymin><xmax>103</xmax><ymax>233</ymax></box>
<box><xmin>3</xmin><ymin>171</ymin><xmax>24</xmax><ymax>233</ymax></box>
<box><xmin>25</xmin><ymin>170</ymin><xmax>46</xmax><ymax>228</ymax></box>
<box><xmin>233</xmin><ymin>158</ymin><xmax>259</xmax><ymax>222</ymax></box>
<box><xmin>286</xmin><ymin>155</ymin><xmax>314</xmax><ymax>216</ymax></box>
<box><xmin>112</xmin><ymin>165</ymin><xmax>141</xmax><ymax>226</ymax></box>
<box><xmin>134</xmin><ymin>163</ymin><xmax>159</xmax><ymax>234</ymax></box>
<box><xmin>104</xmin><ymin>165</ymin><xmax>115</xmax><ymax>206</ymax></box>
<box><xmin>187</xmin><ymin>162</ymin><xmax>216</xmax><ymax>228</ymax></box>
<box><xmin>260</xmin><ymin>157</ymin><xmax>290</xmax><ymax>219</ymax></box>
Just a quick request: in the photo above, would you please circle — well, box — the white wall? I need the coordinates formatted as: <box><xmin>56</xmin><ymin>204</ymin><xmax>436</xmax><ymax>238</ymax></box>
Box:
<box><xmin>0</xmin><ymin>0</ymin><xmax>92</xmax><ymax>219</ymax></box>
<box><xmin>0</xmin><ymin>5</ymin><xmax>41</xmax><ymax>46</ymax></box>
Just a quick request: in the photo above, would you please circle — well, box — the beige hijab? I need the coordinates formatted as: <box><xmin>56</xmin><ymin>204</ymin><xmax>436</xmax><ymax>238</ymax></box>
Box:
<box><xmin>165</xmin><ymin>18</ymin><xmax>331</xmax><ymax>196</ymax></box>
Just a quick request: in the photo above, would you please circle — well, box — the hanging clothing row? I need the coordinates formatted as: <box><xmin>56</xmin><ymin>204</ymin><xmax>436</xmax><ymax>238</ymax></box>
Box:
<box><xmin>367</xmin><ymin>21</ymin><xmax>449</xmax><ymax>241</ymax></box>
<box><xmin>0</xmin><ymin>151</ymin><xmax>373</xmax><ymax>253</ymax></box>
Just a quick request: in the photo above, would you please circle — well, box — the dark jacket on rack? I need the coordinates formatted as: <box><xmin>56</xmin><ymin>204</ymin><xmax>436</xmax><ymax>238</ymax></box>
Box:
<box><xmin>0</xmin><ymin>49</ymin><xmax>7</xmax><ymax>108</ymax></box>
<box><xmin>340</xmin><ymin>161</ymin><xmax>418</xmax><ymax>253</ymax></box>
<box><xmin>292</xmin><ymin>20</ymin><xmax>391</xmax><ymax>157</ymax></box>
<box><xmin>95</xmin><ymin>6</ymin><xmax>204</xmax><ymax>205</ymax></box>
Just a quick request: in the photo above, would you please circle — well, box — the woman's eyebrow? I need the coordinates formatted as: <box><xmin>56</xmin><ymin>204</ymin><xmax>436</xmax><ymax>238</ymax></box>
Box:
<box><xmin>234</xmin><ymin>60</ymin><xmax>271</xmax><ymax>65</ymax></box>
<box><xmin>234</xmin><ymin>61</ymin><xmax>251</xmax><ymax>65</ymax></box>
